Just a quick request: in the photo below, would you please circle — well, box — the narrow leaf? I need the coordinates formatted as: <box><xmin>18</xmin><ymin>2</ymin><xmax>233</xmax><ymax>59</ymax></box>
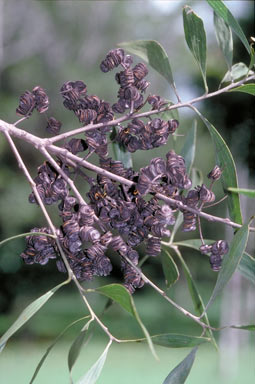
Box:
<box><xmin>183</xmin><ymin>6</ymin><xmax>208</xmax><ymax>93</ymax></box>
<box><xmin>76</xmin><ymin>340</ymin><xmax>111</xmax><ymax>384</ymax></box>
<box><xmin>29</xmin><ymin>316</ymin><xmax>90</xmax><ymax>384</ymax></box>
<box><xmin>163</xmin><ymin>347</ymin><xmax>198</xmax><ymax>384</ymax></box>
<box><xmin>214</xmin><ymin>11</ymin><xmax>233</xmax><ymax>71</ymax></box>
<box><xmin>170</xmin><ymin>246</ymin><xmax>217</xmax><ymax>349</ymax></box>
<box><xmin>118</xmin><ymin>40</ymin><xmax>178</xmax><ymax>98</ymax></box>
<box><xmin>151</xmin><ymin>333</ymin><xmax>209</xmax><ymax>348</ymax></box>
<box><xmin>205</xmin><ymin>223</ymin><xmax>249</xmax><ymax>311</ymax></box>
<box><xmin>96</xmin><ymin>284</ymin><xmax>158</xmax><ymax>359</ymax></box>
<box><xmin>221</xmin><ymin>62</ymin><xmax>254</xmax><ymax>83</ymax></box>
<box><xmin>238</xmin><ymin>252</ymin><xmax>255</xmax><ymax>285</ymax></box>
<box><xmin>192</xmin><ymin>107</ymin><xmax>242</xmax><ymax>224</ymax></box>
<box><xmin>180</xmin><ymin>119</ymin><xmax>197</xmax><ymax>176</ymax></box>
<box><xmin>229</xmin><ymin>84</ymin><xmax>255</xmax><ymax>96</ymax></box>
<box><xmin>161</xmin><ymin>249</ymin><xmax>179</xmax><ymax>288</ymax></box>
<box><xmin>68</xmin><ymin>319</ymin><xmax>93</xmax><ymax>375</ymax></box>
<box><xmin>0</xmin><ymin>279</ymin><xmax>70</xmax><ymax>353</ymax></box>
<box><xmin>230</xmin><ymin>324</ymin><xmax>255</xmax><ymax>331</ymax></box>
<box><xmin>111</xmin><ymin>127</ymin><xmax>133</xmax><ymax>168</ymax></box>
<box><xmin>174</xmin><ymin>240</ymin><xmax>255</xmax><ymax>284</ymax></box>
<box><xmin>207</xmin><ymin>0</ymin><xmax>251</xmax><ymax>54</ymax></box>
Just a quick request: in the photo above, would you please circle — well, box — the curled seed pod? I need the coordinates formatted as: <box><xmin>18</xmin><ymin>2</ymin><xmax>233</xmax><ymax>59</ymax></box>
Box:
<box><xmin>63</xmin><ymin>196</ymin><xmax>77</xmax><ymax>211</ymax></box>
<box><xmin>79</xmin><ymin>205</ymin><xmax>95</xmax><ymax>226</ymax></box>
<box><xmin>209</xmin><ymin>253</ymin><xmax>222</xmax><ymax>271</ymax></box>
<box><xmin>199</xmin><ymin>244</ymin><xmax>212</xmax><ymax>254</ymax></box>
<box><xmin>135</xmin><ymin>79</ymin><xmax>150</xmax><ymax>92</ymax></box>
<box><xmin>32</xmin><ymin>86</ymin><xmax>49</xmax><ymax>113</ymax></box>
<box><xmin>166</xmin><ymin>150</ymin><xmax>192</xmax><ymax>189</ymax></box>
<box><xmin>87</xmin><ymin>243</ymin><xmax>107</xmax><ymax>259</ymax></box>
<box><xmin>93</xmin><ymin>254</ymin><xmax>112</xmax><ymax>276</ymax></box>
<box><xmin>123</xmin><ymin>86</ymin><xmax>140</xmax><ymax>101</ymax></box>
<box><xmin>16</xmin><ymin>90</ymin><xmax>36</xmax><ymax>116</ymax></box>
<box><xmin>112</xmin><ymin>99</ymin><xmax>127</xmax><ymax>114</ymax></box>
<box><xmin>75</xmin><ymin>108</ymin><xmax>97</xmax><ymax>124</ymax></box>
<box><xmin>211</xmin><ymin>240</ymin><xmax>229</xmax><ymax>256</ymax></box>
<box><xmin>147</xmin><ymin>95</ymin><xmax>167</xmax><ymax>110</ymax></box>
<box><xmin>115</xmin><ymin>69</ymin><xmax>134</xmax><ymax>88</ymax></box>
<box><xmin>133</xmin><ymin>63</ymin><xmax>148</xmax><ymax>80</ymax></box>
<box><xmin>146</xmin><ymin>236</ymin><xmax>161</xmax><ymax>257</ymax></box>
<box><xmin>46</xmin><ymin>117</ymin><xmax>62</xmax><ymax>134</ymax></box>
<box><xmin>151</xmin><ymin>225</ymin><xmax>170</xmax><ymax>238</ymax></box>
<box><xmin>123</xmin><ymin>264</ymin><xmax>144</xmax><ymax>289</ymax></box>
<box><xmin>182</xmin><ymin>211</ymin><xmax>197</xmax><ymax>232</ymax></box>
<box><xmin>150</xmin><ymin>157</ymin><xmax>166</xmax><ymax>176</ymax></box>
<box><xmin>168</xmin><ymin>119</ymin><xmax>179</xmax><ymax>134</ymax></box>
<box><xmin>100</xmin><ymin>49</ymin><xmax>125</xmax><ymax>72</ymax></box>
<box><xmin>123</xmin><ymin>54</ymin><xmax>133</xmax><ymax>68</ymax></box>
<box><xmin>62</xmin><ymin>219</ymin><xmax>80</xmax><ymax>237</ymax></box>
<box><xmin>80</xmin><ymin>225</ymin><xmax>101</xmax><ymax>243</ymax></box>
<box><xmin>100</xmin><ymin>231</ymin><xmax>113</xmax><ymax>246</ymax></box>
<box><xmin>207</xmin><ymin>165</ymin><xmax>222</xmax><ymax>181</ymax></box>
<box><xmin>110</xmin><ymin>235</ymin><xmax>128</xmax><ymax>255</ymax></box>
<box><xmin>158</xmin><ymin>205</ymin><xmax>176</xmax><ymax>226</ymax></box>
<box><xmin>197</xmin><ymin>184</ymin><xmax>215</xmax><ymax>203</ymax></box>
<box><xmin>65</xmin><ymin>138</ymin><xmax>88</xmax><ymax>154</ymax></box>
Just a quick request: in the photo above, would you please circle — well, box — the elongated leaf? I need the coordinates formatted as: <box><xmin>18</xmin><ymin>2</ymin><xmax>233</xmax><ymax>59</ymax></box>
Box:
<box><xmin>229</xmin><ymin>84</ymin><xmax>255</xmax><ymax>96</ymax></box>
<box><xmin>207</xmin><ymin>0</ymin><xmax>250</xmax><ymax>54</ymax></box>
<box><xmin>228</xmin><ymin>187</ymin><xmax>255</xmax><ymax>197</ymax></box>
<box><xmin>183</xmin><ymin>6</ymin><xmax>208</xmax><ymax>93</ymax></box>
<box><xmin>192</xmin><ymin>107</ymin><xmax>242</xmax><ymax>224</ymax></box>
<box><xmin>174</xmin><ymin>240</ymin><xmax>255</xmax><ymax>284</ymax></box>
<box><xmin>190</xmin><ymin>167</ymin><xmax>203</xmax><ymax>189</ymax></box>
<box><xmin>169</xmin><ymin>246</ymin><xmax>217</xmax><ymax>348</ymax></box>
<box><xmin>180</xmin><ymin>119</ymin><xmax>197</xmax><ymax>176</ymax></box>
<box><xmin>76</xmin><ymin>340</ymin><xmax>111</xmax><ymax>384</ymax></box>
<box><xmin>238</xmin><ymin>252</ymin><xmax>255</xmax><ymax>285</ymax></box>
<box><xmin>221</xmin><ymin>62</ymin><xmax>254</xmax><ymax>83</ymax></box>
<box><xmin>96</xmin><ymin>284</ymin><xmax>157</xmax><ymax>359</ymax></box>
<box><xmin>161</xmin><ymin>249</ymin><xmax>179</xmax><ymax>288</ymax></box>
<box><xmin>163</xmin><ymin>347</ymin><xmax>198</xmax><ymax>384</ymax></box>
<box><xmin>205</xmin><ymin>223</ymin><xmax>249</xmax><ymax>311</ymax></box>
<box><xmin>118</xmin><ymin>40</ymin><xmax>178</xmax><ymax>98</ymax></box>
<box><xmin>111</xmin><ymin>128</ymin><xmax>133</xmax><ymax>168</ymax></box>
<box><xmin>0</xmin><ymin>279</ymin><xmax>70</xmax><ymax>353</ymax></box>
<box><xmin>214</xmin><ymin>11</ymin><xmax>233</xmax><ymax>71</ymax></box>
<box><xmin>151</xmin><ymin>333</ymin><xmax>209</xmax><ymax>348</ymax></box>
<box><xmin>68</xmin><ymin>319</ymin><xmax>93</xmax><ymax>375</ymax></box>
<box><xmin>29</xmin><ymin>316</ymin><xmax>90</xmax><ymax>384</ymax></box>
<box><xmin>230</xmin><ymin>324</ymin><xmax>255</xmax><ymax>331</ymax></box>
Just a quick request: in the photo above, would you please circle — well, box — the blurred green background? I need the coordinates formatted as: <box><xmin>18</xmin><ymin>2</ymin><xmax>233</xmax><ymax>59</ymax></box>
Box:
<box><xmin>0</xmin><ymin>1</ymin><xmax>254</xmax><ymax>383</ymax></box>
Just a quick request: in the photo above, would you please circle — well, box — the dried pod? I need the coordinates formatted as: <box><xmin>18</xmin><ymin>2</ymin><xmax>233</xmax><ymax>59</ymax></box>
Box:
<box><xmin>115</xmin><ymin>69</ymin><xmax>134</xmax><ymax>88</ymax></box>
<box><xmin>100</xmin><ymin>49</ymin><xmax>125</xmax><ymax>72</ymax></box>
<box><xmin>146</xmin><ymin>236</ymin><xmax>161</xmax><ymax>257</ymax></box>
<box><xmin>209</xmin><ymin>253</ymin><xmax>222</xmax><ymax>271</ymax></box>
<box><xmin>32</xmin><ymin>86</ymin><xmax>49</xmax><ymax>113</ymax></box>
<box><xmin>79</xmin><ymin>205</ymin><xmax>95</xmax><ymax>226</ymax></box>
<box><xmin>197</xmin><ymin>184</ymin><xmax>215</xmax><ymax>203</ymax></box>
<box><xmin>16</xmin><ymin>90</ymin><xmax>36</xmax><ymax>116</ymax></box>
<box><xmin>207</xmin><ymin>165</ymin><xmax>222</xmax><ymax>181</ymax></box>
<box><xmin>211</xmin><ymin>240</ymin><xmax>229</xmax><ymax>256</ymax></box>
<box><xmin>133</xmin><ymin>63</ymin><xmax>148</xmax><ymax>80</ymax></box>
<box><xmin>80</xmin><ymin>225</ymin><xmax>101</xmax><ymax>243</ymax></box>
<box><xmin>199</xmin><ymin>244</ymin><xmax>212</xmax><ymax>254</ymax></box>
<box><xmin>46</xmin><ymin>117</ymin><xmax>62</xmax><ymax>134</ymax></box>
<box><xmin>65</xmin><ymin>138</ymin><xmax>88</xmax><ymax>154</ymax></box>
<box><xmin>182</xmin><ymin>211</ymin><xmax>197</xmax><ymax>232</ymax></box>
<box><xmin>147</xmin><ymin>95</ymin><xmax>167</xmax><ymax>110</ymax></box>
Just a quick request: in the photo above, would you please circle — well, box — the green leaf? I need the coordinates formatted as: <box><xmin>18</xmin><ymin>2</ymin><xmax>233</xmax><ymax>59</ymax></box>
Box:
<box><xmin>214</xmin><ymin>11</ymin><xmax>233</xmax><ymax>71</ymax></box>
<box><xmin>95</xmin><ymin>284</ymin><xmax>158</xmax><ymax>359</ymax></box>
<box><xmin>228</xmin><ymin>187</ymin><xmax>255</xmax><ymax>197</ymax></box>
<box><xmin>169</xmin><ymin>246</ymin><xmax>217</xmax><ymax>349</ymax></box>
<box><xmin>205</xmin><ymin>223</ymin><xmax>249</xmax><ymax>311</ymax></box>
<box><xmin>29</xmin><ymin>316</ymin><xmax>90</xmax><ymax>384</ymax></box>
<box><xmin>174</xmin><ymin>240</ymin><xmax>255</xmax><ymax>285</ymax></box>
<box><xmin>151</xmin><ymin>333</ymin><xmax>209</xmax><ymax>348</ymax></box>
<box><xmin>238</xmin><ymin>252</ymin><xmax>255</xmax><ymax>285</ymax></box>
<box><xmin>68</xmin><ymin>319</ymin><xmax>93</xmax><ymax>376</ymax></box>
<box><xmin>162</xmin><ymin>347</ymin><xmax>198</xmax><ymax>384</ymax></box>
<box><xmin>183</xmin><ymin>6</ymin><xmax>208</xmax><ymax>93</ymax></box>
<box><xmin>207</xmin><ymin>0</ymin><xmax>251</xmax><ymax>54</ymax></box>
<box><xmin>229</xmin><ymin>84</ymin><xmax>255</xmax><ymax>96</ymax></box>
<box><xmin>180</xmin><ymin>119</ymin><xmax>197</xmax><ymax>176</ymax></box>
<box><xmin>230</xmin><ymin>324</ymin><xmax>255</xmax><ymax>331</ymax></box>
<box><xmin>118</xmin><ymin>40</ymin><xmax>178</xmax><ymax>99</ymax></box>
<box><xmin>192</xmin><ymin>107</ymin><xmax>242</xmax><ymax>224</ymax></box>
<box><xmin>190</xmin><ymin>167</ymin><xmax>203</xmax><ymax>189</ymax></box>
<box><xmin>76</xmin><ymin>340</ymin><xmax>111</xmax><ymax>384</ymax></box>
<box><xmin>161</xmin><ymin>249</ymin><xmax>179</xmax><ymax>288</ymax></box>
<box><xmin>221</xmin><ymin>62</ymin><xmax>254</xmax><ymax>83</ymax></box>
<box><xmin>111</xmin><ymin>127</ymin><xmax>133</xmax><ymax>168</ymax></box>
<box><xmin>0</xmin><ymin>279</ymin><xmax>70</xmax><ymax>353</ymax></box>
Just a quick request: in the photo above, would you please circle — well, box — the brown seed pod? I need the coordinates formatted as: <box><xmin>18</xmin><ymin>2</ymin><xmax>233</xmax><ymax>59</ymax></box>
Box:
<box><xmin>32</xmin><ymin>86</ymin><xmax>49</xmax><ymax>113</ymax></box>
<box><xmin>207</xmin><ymin>165</ymin><xmax>222</xmax><ymax>181</ymax></box>
<box><xmin>46</xmin><ymin>117</ymin><xmax>62</xmax><ymax>134</ymax></box>
<box><xmin>16</xmin><ymin>90</ymin><xmax>36</xmax><ymax>116</ymax></box>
